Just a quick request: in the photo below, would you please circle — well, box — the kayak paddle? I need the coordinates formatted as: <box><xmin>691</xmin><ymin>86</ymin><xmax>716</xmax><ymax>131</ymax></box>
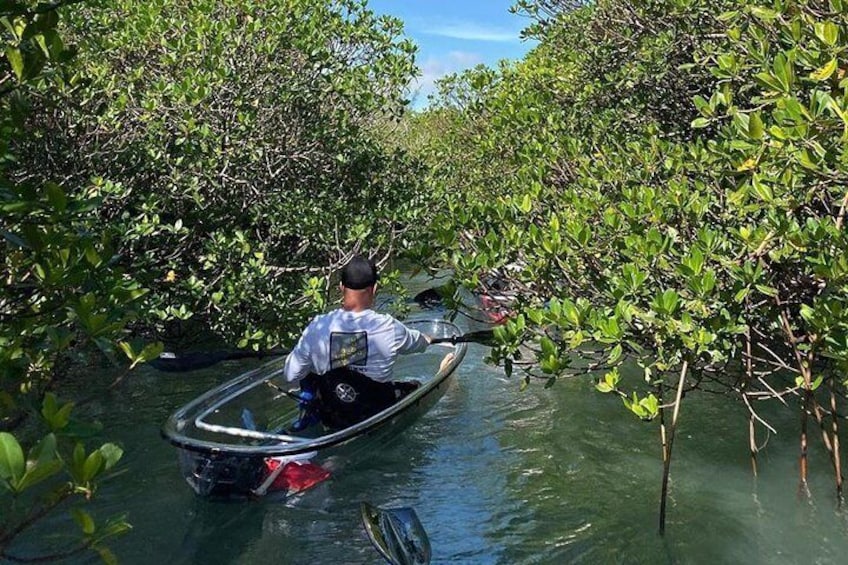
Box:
<box><xmin>430</xmin><ymin>329</ymin><xmax>496</xmax><ymax>346</ymax></box>
<box><xmin>149</xmin><ymin>348</ymin><xmax>288</xmax><ymax>372</ymax></box>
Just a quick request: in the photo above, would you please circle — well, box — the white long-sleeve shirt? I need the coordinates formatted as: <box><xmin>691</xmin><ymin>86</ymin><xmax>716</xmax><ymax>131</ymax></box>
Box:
<box><xmin>283</xmin><ymin>309</ymin><xmax>429</xmax><ymax>383</ymax></box>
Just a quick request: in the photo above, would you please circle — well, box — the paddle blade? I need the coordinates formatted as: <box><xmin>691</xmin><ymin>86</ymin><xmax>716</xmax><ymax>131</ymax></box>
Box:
<box><xmin>149</xmin><ymin>351</ymin><xmax>231</xmax><ymax>372</ymax></box>
<box><xmin>361</xmin><ymin>502</ymin><xmax>432</xmax><ymax>565</ymax></box>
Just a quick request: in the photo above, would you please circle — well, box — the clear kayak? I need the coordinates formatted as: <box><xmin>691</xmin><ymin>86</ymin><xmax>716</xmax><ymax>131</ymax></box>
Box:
<box><xmin>160</xmin><ymin>319</ymin><xmax>467</xmax><ymax>497</ymax></box>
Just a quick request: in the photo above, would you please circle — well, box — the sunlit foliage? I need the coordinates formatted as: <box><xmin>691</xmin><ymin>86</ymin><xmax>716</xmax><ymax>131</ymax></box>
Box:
<box><xmin>412</xmin><ymin>0</ymin><xmax>848</xmax><ymax>526</ymax></box>
<box><xmin>2</xmin><ymin>0</ymin><xmax>424</xmax><ymax>560</ymax></box>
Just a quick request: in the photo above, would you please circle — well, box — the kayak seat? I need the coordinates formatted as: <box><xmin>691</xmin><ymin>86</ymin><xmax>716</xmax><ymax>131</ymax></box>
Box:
<box><xmin>299</xmin><ymin>368</ymin><xmax>417</xmax><ymax>431</ymax></box>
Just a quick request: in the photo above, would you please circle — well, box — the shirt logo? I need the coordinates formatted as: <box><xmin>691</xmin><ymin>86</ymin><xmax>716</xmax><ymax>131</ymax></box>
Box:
<box><xmin>330</xmin><ymin>331</ymin><xmax>368</xmax><ymax>369</ymax></box>
<box><xmin>335</xmin><ymin>382</ymin><xmax>358</xmax><ymax>403</ymax></box>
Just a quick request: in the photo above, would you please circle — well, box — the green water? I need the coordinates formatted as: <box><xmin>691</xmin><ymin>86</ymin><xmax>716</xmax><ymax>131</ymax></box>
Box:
<box><xmin>16</xmin><ymin>302</ymin><xmax>848</xmax><ymax>563</ymax></box>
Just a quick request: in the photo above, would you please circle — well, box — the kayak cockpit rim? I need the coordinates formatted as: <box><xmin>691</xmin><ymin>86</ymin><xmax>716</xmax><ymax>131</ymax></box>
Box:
<box><xmin>161</xmin><ymin>320</ymin><xmax>467</xmax><ymax>457</ymax></box>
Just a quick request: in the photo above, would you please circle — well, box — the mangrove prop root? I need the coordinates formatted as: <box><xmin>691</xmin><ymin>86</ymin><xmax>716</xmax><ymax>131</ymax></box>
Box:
<box><xmin>749</xmin><ymin>416</ymin><xmax>758</xmax><ymax>477</ymax></box>
<box><xmin>831</xmin><ymin>380</ymin><xmax>844</xmax><ymax>499</ymax></box>
<box><xmin>659</xmin><ymin>360</ymin><xmax>688</xmax><ymax>536</ymax></box>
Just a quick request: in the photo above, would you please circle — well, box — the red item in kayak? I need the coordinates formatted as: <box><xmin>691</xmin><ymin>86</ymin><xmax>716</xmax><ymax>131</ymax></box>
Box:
<box><xmin>480</xmin><ymin>294</ymin><xmax>510</xmax><ymax>324</ymax></box>
<box><xmin>264</xmin><ymin>459</ymin><xmax>331</xmax><ymax>493</ymax></box>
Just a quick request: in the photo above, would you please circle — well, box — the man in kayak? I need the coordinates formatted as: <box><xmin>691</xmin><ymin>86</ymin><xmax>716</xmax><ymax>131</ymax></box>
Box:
<box><xmin>282</xmin><ymin>255</ymin><xmax>431</xmax><ymax>429</ymax></box>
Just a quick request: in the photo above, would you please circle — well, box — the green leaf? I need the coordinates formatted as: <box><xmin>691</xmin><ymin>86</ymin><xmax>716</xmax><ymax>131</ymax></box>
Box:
<box><xmin>97</xmin><ymin>548</ymin><xmax>119</xmax><ymax>565</ymax></box>
<box><xmin>120</xmin><ymin>338</ymin><xmax>163</xmax><ymax>368</ymax></box>
<box><xmin>100</xmin><ymin>515</ymin><xmax>132</xmax><ymax>538</ymax></box>
<box><xmin>540</xmin><ymin>354</ymin><xmax>558</xmax><ymax>374</ymax></box>
<box><xmin>754</xmin><ymin>72</ymin><xmax>784</xmax><ymax>92</ymax></box>
<box><xmin>54</xmin><ymin>401</ymin><xmax>73</xmax><ymax>431</ymax></box>
<box><xmin>640</xmin><ymin>394</ymin><xmax>659</xmax><ymax>419</ymax></box>
<box><xmin>815</xmin><ymin>22</ymin><xmax>839</xmax><ymax>46</ymax></box>
<box><xmin>42</xmin><ymin>393</ymin><xmax>74</xmax><ymax>431</ymax></box>
<box><xmin>751</xmin><ymin>176</ymin><xmax>774</xmax><ymax>202</ymax></box>
<box><xmin>99</xmin><ymin>443</ymin><xmax>123</xmax><ymax>471</ymax></box>
<box><xmin>41</xmin><ymin>392</ymin><xmax>57</xmax><ymax>421</ymax></box>
<box><xmin>540</xmin><ymin>336</ymin><xmax>556</xmax><ymax>358</ymax></box>
<box><xmin>84</xmin><ymin>245</ymin><xmax>101</xmax><ymax>266</ymax></box>
<box><xmin>810</xmin><ymin>59</ymin><xmax>838</xmax><ymax>82</ymax></box>
<box><xmin>5</xmin><ymin>46</ymin><xmax>23</xmax><ymax>80</ymax></box>
<box><xmin>608</xmin><ymin>344</ymin><xmax>622</xmax><ymax>364</ymax></box>
<box><xmin>82</xmin><ymin>449</ymin><xmax>104</xmax><ymax>482</ymax></box>
<box><xmin>526</xmin><ymin>308</ymin><xmax>544</xmax><ymax>325</ymax></box>
<box><xmin>29</xmin><ymin>433</ymin><xmax>57</xmax><ymax>464</ymax></box>
<box><xmin>748</xmin><ymin>112</ymin><xmax>764</xmax><ymax>139</ymax></box>
<box><xmin>562</xmin><ymin>300</ymin><xmax>580</xmax><ymax>326</ymax></box>
<box><xmin>70</xmin><ymin>442</ymin><xmax>86</xmax><ymax>482</ymax></box>
<box><xmin>138</xmin><ymin>342</ymin><xmax>165</xmax><ymax>365</ymax></box>
<box><xmin>772</xmin><ymin>53</ymin><xmax>793</xmax><ymax>91</ymax></box>
<box><xmin>72</xmin><ymin>508</ymin><xmax>96</xmax><ymax>535</ymax></box>
<box><xmin>118</xmin><ymin>341</ymin><xmax>135</xmax><ymax>361</ymax></box>
<box><xmin>783</xmin><ymin>97</ymin><xmax>809</xmax><ymax>122</ymax></box>
<box><xmin>518</xmin><ymin>193</ymin><xmax>532</xmax><ymax>213</ymax></box>
<box><xmin>595</xmin><ymin>382</ymin><xmax>614</xmax><ymax>393</ymax></box>
<box><xmin>0</xmin><ymin>432</ymin><xmax>25</xmax><ymax>484</ymax></box>
<box><xmin>16</xmin><ymin>459</ymin><xmax>63</xmax><ymax>491</ymax></box>
<box><xmin>755</xmin><ymin>284</ymin><xmax>778</xmax><ymax>298</ymax></box>
<box><xmin>624</xmin><ymin>393</ymin><xmax>648</xmax><ymax>418</ymax></box>
<box><xmin>653</xmin><ymin>290</ymin><xmax>679</xmax><ymax>315</ymax></box>
<box><xmin>604</xmin><ymin>368</ymin><xmax>620</xmax><ymax>388</ymax></box>
<box><xmin>568</xmin><ymin>330</ymin><xmax>584</xmax><ymax>349</ymax></box>
<box><xmin>34</xmin><ymin>33</ymin><xmax>49</xmax><ymax>56</ymax></box>
<box><xmin>750</xmin><ymin>6</ymin><xmax>779</xmax><ymax>21</ymax></box>
<box><xmin>799</xmin><ymin>149</ymin><xmax>819</xmax><ymax>170</ymax></box>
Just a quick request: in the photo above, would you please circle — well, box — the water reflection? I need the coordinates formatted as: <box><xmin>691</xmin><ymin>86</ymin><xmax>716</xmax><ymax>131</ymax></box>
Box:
<box><xmin>178</xmin><ymin>500</ymin><xmax>266</xmax><ymax>564</ymax></box>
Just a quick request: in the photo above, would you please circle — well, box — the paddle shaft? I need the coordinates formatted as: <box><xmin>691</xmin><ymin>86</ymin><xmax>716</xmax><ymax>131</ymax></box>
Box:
<box><xmin>150</xmin><ymin>348</ymin><xmax>288</xmax><ymax>372</ymax></box>
<box><xmin>430</xmin><ymin>329</ymin><xmax>495</xmax><ymax>345</ymax></box>
<box><xmin>266</xmin><ymin>380</ymin><xmax>307</xmax><ymax>402</ymax></box>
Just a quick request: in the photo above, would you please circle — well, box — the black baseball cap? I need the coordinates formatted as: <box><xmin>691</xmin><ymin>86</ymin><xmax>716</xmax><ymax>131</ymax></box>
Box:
<box><xmin>340</xmin><ymin>255</ymin><xmax>378</xmax><ymax>290</ymax></box>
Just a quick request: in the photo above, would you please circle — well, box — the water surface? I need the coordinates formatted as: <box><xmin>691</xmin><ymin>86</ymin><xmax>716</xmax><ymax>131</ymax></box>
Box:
<box><xmin>21</xmin><ymin>293</ymin><xmax>848</xmax><ymax>564</ymax></box>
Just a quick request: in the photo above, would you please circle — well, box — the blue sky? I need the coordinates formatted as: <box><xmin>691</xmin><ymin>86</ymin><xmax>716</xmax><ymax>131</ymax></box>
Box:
<box><xmin>366</xmin><ymin>0</ymin><xmax>536</xmax><ymax>106</ymax></box>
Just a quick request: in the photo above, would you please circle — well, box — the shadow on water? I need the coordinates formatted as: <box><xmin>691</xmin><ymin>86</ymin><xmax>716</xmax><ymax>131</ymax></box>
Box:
<box><xmin>176</xmin><ymin>500</ymin><xmax>267</xmax><ymax>564</ymax></box>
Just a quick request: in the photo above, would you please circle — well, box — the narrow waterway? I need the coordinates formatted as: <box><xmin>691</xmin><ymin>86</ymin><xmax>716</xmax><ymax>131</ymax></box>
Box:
<box><xmin>24</xmin><ymin>285</ymin><xmax>848</xmax><ymax>564</ymax></box>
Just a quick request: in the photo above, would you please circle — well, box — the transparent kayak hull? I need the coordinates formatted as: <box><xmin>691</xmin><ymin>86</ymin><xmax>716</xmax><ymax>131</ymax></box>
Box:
<box><xmin>161</xmin><ymin>320</ymin><xmax>467</xmax><ymax>497</ymax></box>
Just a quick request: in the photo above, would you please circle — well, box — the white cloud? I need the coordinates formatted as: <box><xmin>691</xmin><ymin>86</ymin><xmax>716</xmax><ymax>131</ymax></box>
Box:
<box><xmin>423</xmin><ymin>22</ymin><xmax>522</xmax><ymax>42</ymax></box>
<box><xmin>409</xmin><ymin>51</ymin><xmax>483</xmax><ymax>106</ymax></box>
